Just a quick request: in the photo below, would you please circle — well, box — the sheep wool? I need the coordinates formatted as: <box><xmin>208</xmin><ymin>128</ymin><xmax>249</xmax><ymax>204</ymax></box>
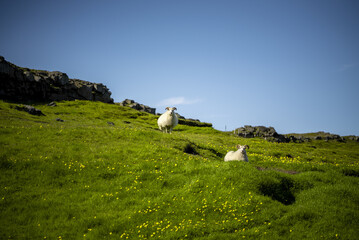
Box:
<box><xmin>157</xmin><ymin>107</ymin><xmax>178</xmax><ymax>133</ymax></box>
<box><xmin>224</xmin><ymin>145</ymin><xmax>249</xmax><ymax>162</ymax></box>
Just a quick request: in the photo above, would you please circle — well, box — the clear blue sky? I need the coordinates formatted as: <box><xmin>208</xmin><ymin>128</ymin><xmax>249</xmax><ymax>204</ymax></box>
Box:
<box><xmin>1</xmin><ymin>0</ymin><xmax>359</xmax><ymax>135</ymax></box>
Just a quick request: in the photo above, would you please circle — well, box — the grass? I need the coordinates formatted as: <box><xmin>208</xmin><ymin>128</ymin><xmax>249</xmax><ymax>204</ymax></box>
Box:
<box><xmin>1</xmin><ymin>99</ymin><xmax>359</xmax><ymax>239</ymax></box>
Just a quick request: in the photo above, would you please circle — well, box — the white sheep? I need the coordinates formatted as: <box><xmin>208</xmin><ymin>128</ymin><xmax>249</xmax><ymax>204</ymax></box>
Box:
<box><xmin>224</xmin><ymin>145</ymin><xmax>250</xmax><ymax>162</ymax></box>
<box><xmin>157</xmin><ymin>107</ymin><xmax>178</xmax><ymax>133</ymax></box>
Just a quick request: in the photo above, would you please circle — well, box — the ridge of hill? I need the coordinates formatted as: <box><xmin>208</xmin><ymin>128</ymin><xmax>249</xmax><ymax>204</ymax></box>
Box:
<box><xmin>1</xmin><ymin>100</ymin><xmax>359</xmax><ymax>239</ymax></box>
<box><xmin>0</xmin><ymin>56</ymin><xmax>113</xmax><ymax>103</ymax></box>
<box><xmin>233</xmin><ymin>125</ymin><xmax>359</xmax><ymax>143</ymax></box>
<box><xmin>1</xmin><ymin>56</ymin><xmax>357</xmax><ymax>138</ymax></box>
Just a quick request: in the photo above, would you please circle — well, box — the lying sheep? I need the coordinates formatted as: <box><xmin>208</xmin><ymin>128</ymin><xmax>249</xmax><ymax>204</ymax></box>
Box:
<box><xmin>157</xmin><ymin>107</ymin><xmax>178</xmax><ymax>133</ymax></box>
<box><xmin>224</xmin><ymin>145</ymin><xmax>249</xmax><ymax>162</ymax></box>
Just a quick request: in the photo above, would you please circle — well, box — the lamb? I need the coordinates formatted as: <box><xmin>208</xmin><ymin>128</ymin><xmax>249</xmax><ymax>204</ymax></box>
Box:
<box><xmin>157</xmin><ymin>107</ymin><xmax>178</xmax><ymax>133</ymax></box>
<box><xmin>224</xmin><ymin>145</ymin><xmax>250</xmax><ymax>162</ymax></box>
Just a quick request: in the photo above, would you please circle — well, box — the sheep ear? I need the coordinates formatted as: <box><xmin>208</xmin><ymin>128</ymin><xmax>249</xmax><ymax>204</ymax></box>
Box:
<box><xmin>173</xmin><ymin>107</ymin><xmax>177</xmax><ymax>110</ymax></box>
<box><xmin>236</xmin><ymin>144</ymin><xmax>241</xmax><ymax>149</ymax></box>
<box><xmin>165</xmin><ymin>107</ymin><xmax>169</xmax><ymax>110</ymax></box>
<box><xmin>245</xmin><ymin>145</ymin><xmax>250</xmax><ymax>149</ymax></box>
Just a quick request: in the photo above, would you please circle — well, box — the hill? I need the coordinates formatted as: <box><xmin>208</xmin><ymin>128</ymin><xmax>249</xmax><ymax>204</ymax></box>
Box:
<box><xmin>1</xmin><ymin>100</ymin><xmax>359</xmax><ymax>239</ymax></box>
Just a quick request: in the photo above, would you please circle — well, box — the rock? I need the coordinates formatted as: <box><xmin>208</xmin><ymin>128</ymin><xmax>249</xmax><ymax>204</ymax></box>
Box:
<box><xmin>78</xmin><ymin>84</ymin><xmax>93</xmax><ymax>100</ymax></box>
<box><xmin>234</xmin><ymin>125</ymin><xmax>347</xmax><ymax>143</ymax></box>
<box><xmin>0</xmin><ymin>56</ymin><xmax>114</xmax><ymax>103</ymax></box>
<box><xmin>119</xmin><ymin>99</ymin><xmax>156</xmax><ymax>114</ymax></box>
<box><xmin>118</xmin><ymin>99</ymin><xmax>212</xmax><ymax>127</ymax></box>
<box><xmin>234</xmin><ymin>125</ymin><xmax>289</xmax><ymax>143</ymax></box>
<box><xmin>23</xmin><ymin>71</ymin><xmax>35</xmax><ymax>81</ymax></box>
<box><xmin>188</xmin><ymin>118</ymin><xmax>200</xmax><ymax>122</ymax></box>
<box><xmin>48</xmin><ymin>71</ymin><xmax>69</xmax><ymax>85</ymax></box>
<box><xmin>178</xmin><ymin>118</ymin><xmax>212</xmax><ymax>127</ymax></box>
<box><xmin>47</xmin><ymin>102</ymin><xmax>57</xmax><ymax>107</ymax></box>
<box><xmin>345</xmin><ymin>136</ymin><xmax>359</xmax><ymax>141</ymax></box>
<box><xmin>94</xmin><ymin>84</ymin><xmax>105</xmax><ymax>94</ymax></box>
<box><xmin>15</xmin><ymin>105</ymin><xmax>45</xmax><ymax>116</ymax></box>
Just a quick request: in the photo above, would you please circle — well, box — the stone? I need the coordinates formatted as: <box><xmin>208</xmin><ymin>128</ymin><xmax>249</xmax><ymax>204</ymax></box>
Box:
<box><xmin>47</xmin><ymin>102</ymin><xmax>57</xmax><ymax>107</ymax></box>
<box><xmin>23</xmin><ymin>71</ymin><xmax>35</xmax><ymax>81</ymax></box>
<box><xmin>15</xmin><ymin>105</ymin><xmax>45</xmax><ymax>116</ymax></box>
<box><xmin>234</xmin><ymin>125</ymin><xmax>346</xmax><ymax>143</ymax></box>
<box><xmin>48</xmin><ymin>71</ymin><xmax>69</xmax><ymax>85</ymax></box>
<box><xmin>78</xmin><ymin>85</ymin><xmax>93</xmax><ymax>100</ymax></box>
<box><xmin>119</xmin><ymin>99</ymin><xmax>156</xmax><ymax>114</ymax></box>
<box><xmin>0</xmin><ymin>56</ymin><xmax>114</xmax><ymax>104</ymax></box>
<box><xmin>94</xmin><ymin>84</ymin><xmax>105</xmax><ymax>94</ymax></box>
<box><xmin>0</xmin><ymin>57</ymin><xmax>15</xmax><ymax>77</ymax></box>
<box><xmin>234</xmin><ymin>125</ymin><xmax>289</xmax><ymax>143</ymax></box>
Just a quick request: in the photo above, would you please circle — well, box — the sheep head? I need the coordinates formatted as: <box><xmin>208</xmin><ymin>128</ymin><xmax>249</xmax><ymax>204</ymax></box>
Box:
<box><xmin>165</xmin><ymin>107</ymin><xmax>177</xmax><ymax>114</ymax></box>
<box><xmin>236</xmin><ymin>144</ymin><xmax>249</xmax><ymax>153</ymax></box>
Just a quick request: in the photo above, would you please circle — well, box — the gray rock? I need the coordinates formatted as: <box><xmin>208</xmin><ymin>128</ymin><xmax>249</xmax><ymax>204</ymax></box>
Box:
<box><xmin>234</xmin><ymin>125</ymin><xmax>289</xmax><ymax>143</ymax></box>
<box><xmin>119</xmin><ymin>99</ymin><xmax>156</xmax><ymax>114</ymax></box>
<box><xmin>234</xmin><ymin>125</ymin><xmax>346</xmax><ymax>143</ymax></box>
<box><xmin>94</xmin><ymin>84</ymin><xmax>105</xmax><ymax>94</ymax></box>
<box><xmin>33</xmin><ymin>75</ymin><xmax>42</xmax><ymax>82</ymax></box>
<box><xmin>47</xmin><ymin>102</ymin><xmax>57</xmax><ymax>107</ymax></box>
<box><xmin>15</xmin><ymin>105</ymin><xmax>45</xmax><ymax>116</ymax></box>
<box><xmin>23</xmin><ymin>71</ymin><xmax>35</xmax><ymax>81</ymax></box>
<box><xmin>49</xmin><ymin>71</ymin><xmax>69</xmax><ymax>85</ymax></box>
<box><xmin>0</xmin><ymin>56</ymin><xmax>114</xmax><ymax>104</ymax></box>
<box><xmin>78</xmin><ymin>85</ymin><xmax>93</xmax><ymax>100</ymax></box>
<box><xmin>0</xmin><ymin>57</ymin><xmax>15</xmax><ymax>77</ymax></box>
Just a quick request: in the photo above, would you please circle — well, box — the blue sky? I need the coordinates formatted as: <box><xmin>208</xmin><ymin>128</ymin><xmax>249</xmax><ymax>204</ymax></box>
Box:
<box><xmin>1</xmin><ymin>0</ymin><xmax>359</xmax><ymax>135</ymax></box>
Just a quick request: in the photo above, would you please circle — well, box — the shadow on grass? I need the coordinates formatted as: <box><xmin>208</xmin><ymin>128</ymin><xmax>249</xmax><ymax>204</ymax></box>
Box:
<box><xmin>258</xmin><ymin>177</ymin><xmax>296</xmax><ymax>205</ymax></box>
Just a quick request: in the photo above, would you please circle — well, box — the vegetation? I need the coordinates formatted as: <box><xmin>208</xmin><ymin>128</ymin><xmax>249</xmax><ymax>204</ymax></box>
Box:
<box><xmin>1</xmin><ymin>100</ymin><xmax>358</xmax><ymax>239</ymax></box>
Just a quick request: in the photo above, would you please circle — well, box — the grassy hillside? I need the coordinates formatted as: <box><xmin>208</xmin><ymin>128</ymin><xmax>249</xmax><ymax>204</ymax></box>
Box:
<box><xmin>1</xmin><ymin>100</ymin><xmax>359</xmax><ymax>239</ymax></box>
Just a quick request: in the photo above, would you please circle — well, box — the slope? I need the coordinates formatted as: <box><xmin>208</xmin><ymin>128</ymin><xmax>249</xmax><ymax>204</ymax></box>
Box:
<box><xmin>1</xmin><ymin>100</ymin><xmax>359</xmax><ymax>239</ymax></box>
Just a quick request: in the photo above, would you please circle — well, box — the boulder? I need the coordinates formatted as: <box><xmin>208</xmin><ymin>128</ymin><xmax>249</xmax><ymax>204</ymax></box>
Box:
<box><xmin>15</xmin><ymin>105</ymin><xmax>45</xmax><ymax>116</ymax></box>
<box><xmin>234</xmin><ymin>125</ymin><xmax>347</xmax><ymax>143</ymax></box>
<box><xmin>48</xmin><ymin>71</ymin><xmax>69</xmax><ymax>85</ymax></box>
<box><xmin>234</xmin><ymin>125</ymin><xmax>289</xmax><ymax>143</ymax></box>
<box><xmin>119</xmin><ymin>99</ymin><xmax>156</xmax><ymax>114</ymax></box>
<box><xmin>78</xmin><ymin>85</ymin><xmax>93</xmax><ymax>100</ymax></box>
<box><xmin>47</xmin><ymin>102</ymin><xmax>57</xmax><ymax>107</ymax></box>
<box><xmin>23</xmin><ymin>71</ymin><xmax>35</xmax><ymax>81</ymax></box>
<box><xmin>94</xmin><ymin>84</ymin><xmax>105</xmax><ymax>94</ymax></box>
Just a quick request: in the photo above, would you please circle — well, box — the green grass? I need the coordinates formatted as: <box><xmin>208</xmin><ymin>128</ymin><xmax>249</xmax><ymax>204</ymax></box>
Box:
<box><xmin>1</xmin><ymin>100</ymin><xmax>359</xmax><ymax>239</ymax></box>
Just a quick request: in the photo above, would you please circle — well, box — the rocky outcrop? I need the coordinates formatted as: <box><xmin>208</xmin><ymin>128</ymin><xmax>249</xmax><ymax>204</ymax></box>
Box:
<box><xmin>119</xmin><ymin>99</ymin><xmax>156</xmax><ymax>114</ymax></box>
<box><xmin>233</xmin><ymin>125</ymin><xmax>349</xmax><ymax>143</ymax></box>
<box><xmin>344</xmin><ymin>136</ymin><xmax>359</xmax><ymax>142</ymax></box>
<box><xmin>0</xmin><ymin>56</ymin><xmax>113</xmax><ymax>103</ymax></box>
<box><xmin>177</xmin><ymin>117</ymin><xmax>213</xmax><ymax>128</ymax></box>
<box><xmin>119</xmin><ymin>99</ymin><xmax>213</xmax><ymax>127</ymax></box>
<box><xmin>234</xmin><ymin>125</ymin><xmax>289</xmax><ymax>143</ymax></box>
<box><xmin>15</xmin><ymin>105</ymin><xmax>45</xmax><ymax>116</ymax></box>
<box><xmin>287</xmin><ymin>131</ymin><xmax>348</xmax><ymax>142</ymax></box>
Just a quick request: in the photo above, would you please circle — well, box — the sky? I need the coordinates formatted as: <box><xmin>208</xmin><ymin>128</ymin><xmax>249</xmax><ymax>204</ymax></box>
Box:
<box><xmin>1</xmin><ymin>0</ymin><xmax>359</xmax><ymax>136</ymax></box>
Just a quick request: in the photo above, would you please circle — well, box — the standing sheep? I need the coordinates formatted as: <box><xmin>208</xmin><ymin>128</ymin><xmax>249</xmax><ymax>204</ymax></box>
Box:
<box><xmin>157</xmin><ymin>107</ymin><xmax>178</xmax><ymax>133</ymax></box>
<box><xmin>224</xmin><ymin>145</ymin><xmax>250</xmax><ymax>162</ymax></box>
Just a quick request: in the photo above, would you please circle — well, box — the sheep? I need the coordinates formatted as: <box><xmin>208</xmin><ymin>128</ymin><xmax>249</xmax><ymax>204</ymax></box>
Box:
<box><xmin>224</xmin><ymin>145</ymin><xmax>250</xmax><ymax>162</ymax></box>
<box><xmin>157</xmin><ymin>107</ymin><xmax>178</xmax><ymax>133</ymax></box>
